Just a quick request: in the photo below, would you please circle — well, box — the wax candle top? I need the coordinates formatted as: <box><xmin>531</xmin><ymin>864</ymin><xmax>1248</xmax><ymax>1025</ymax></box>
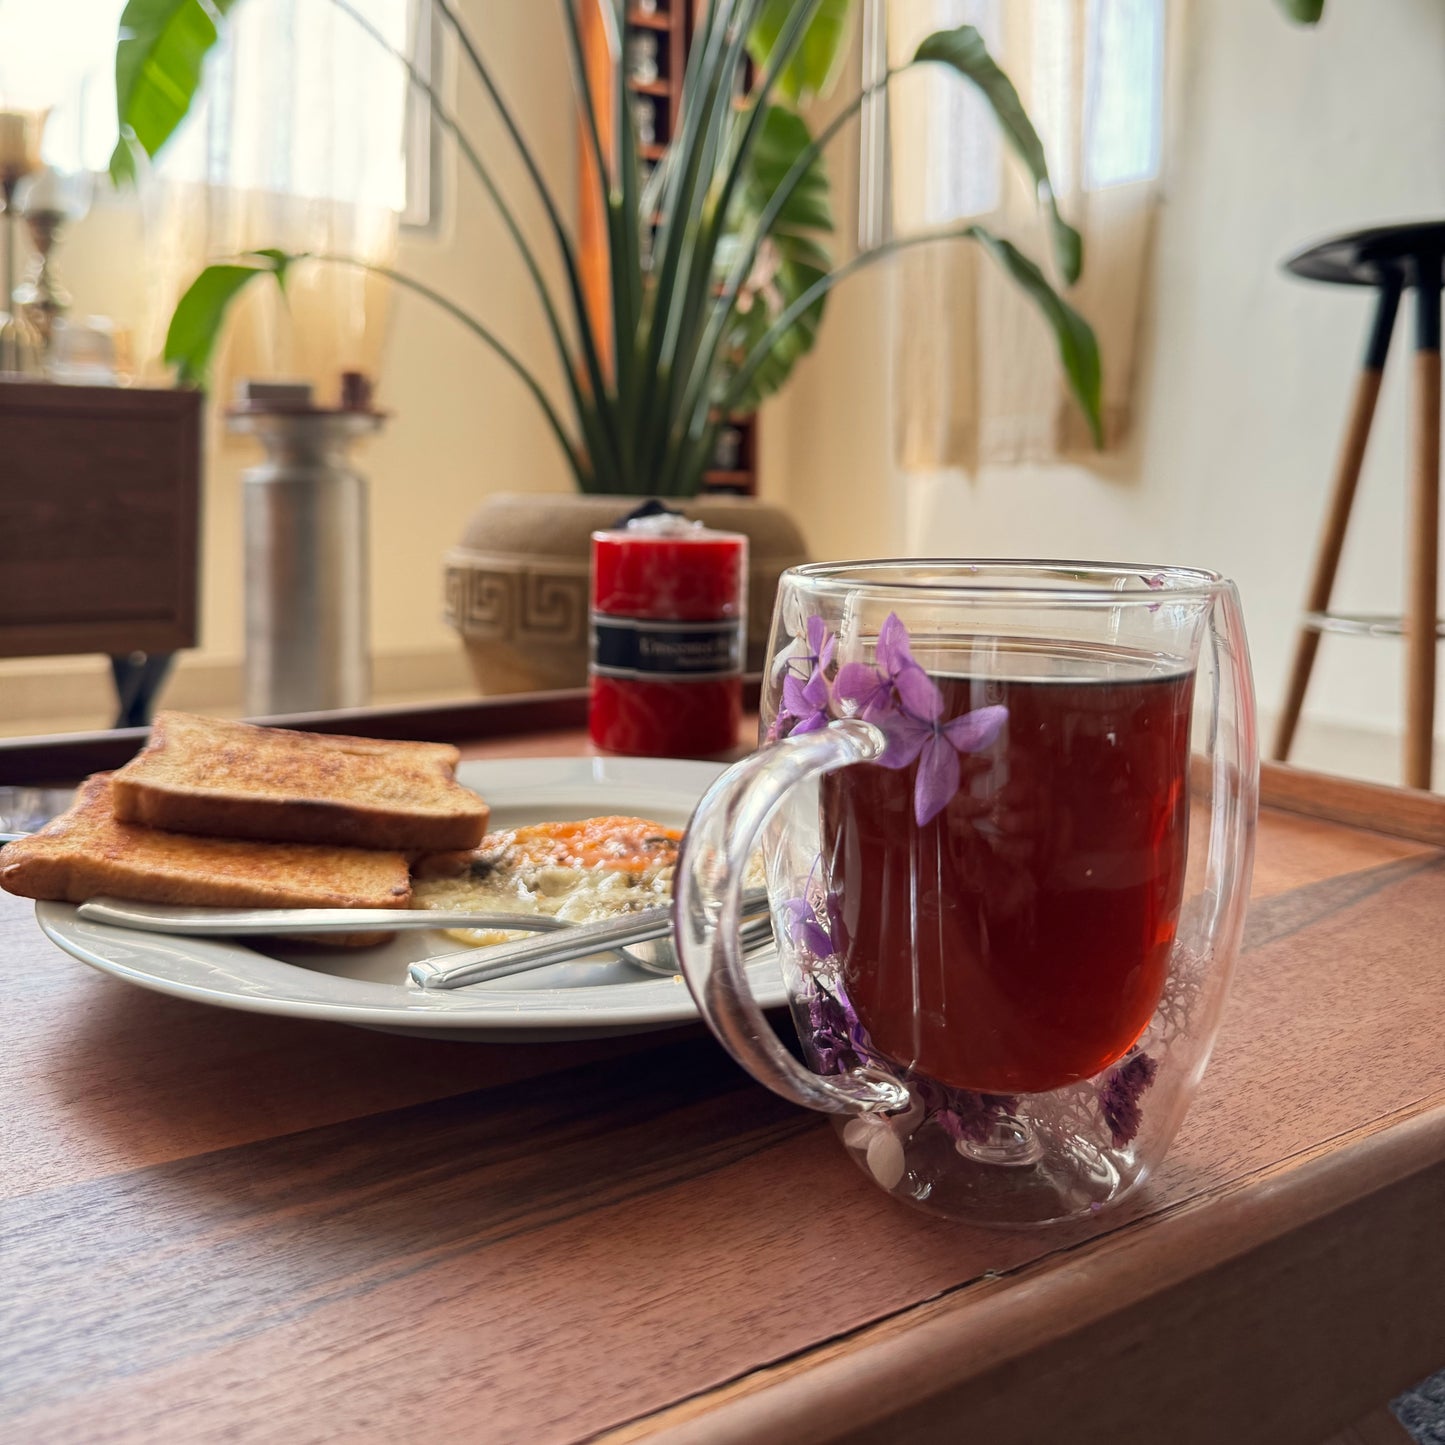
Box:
<box><xmin>591</xmin><ymin>516</ymin><xmax>747</xmax><ymax>621</ymax></box>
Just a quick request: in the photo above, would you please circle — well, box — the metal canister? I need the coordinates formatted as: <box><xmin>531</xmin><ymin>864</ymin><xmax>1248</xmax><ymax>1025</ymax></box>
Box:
<box><xmin>230</xmin><ymin>379</ymin><xmax>383</xmax><ymax>717</ymax></box>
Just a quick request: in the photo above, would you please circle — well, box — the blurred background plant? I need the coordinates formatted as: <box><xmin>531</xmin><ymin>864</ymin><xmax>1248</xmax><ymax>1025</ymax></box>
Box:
<box><xmin>112</xmin><ymin>0</ymin><xmax>1102</xmax><ymax>495</ymax></box>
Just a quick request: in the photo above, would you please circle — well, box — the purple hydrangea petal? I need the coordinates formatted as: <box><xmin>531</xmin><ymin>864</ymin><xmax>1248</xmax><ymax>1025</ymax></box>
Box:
<box><xmin>874</xmin><ymin>710</ymin><xmax>930</xmax><ymax>770</ymax></box>
<box><xmin>874</xmin><ymin>612</ymin><xmax>913</xmax><ymax>675</ymax></box>
<box><xmin>943</xmin><ymin>703</ymin><xmax>1008</xmax><ymax>753</ymax></box>
<box><xmin>800</xmin><ymin>666</ymin><xmax>830</xmax><ymax>710</ymax></box>
<box><xmin>805</xmin><ymin>614</ymin><xmax>830</xmax><ymax>661</ymax></box>
<box><xmin>914</xmin><ymin>731</ymin><xmax>962</xmax><ymax>826</ymax></box>
<box><xmin>790</xmin><ymin>711</ymin><xmax>828</xmax><ymax>735</ymax></box>
<box><xmin>893</xmin><ymin>660</ymin><xmax>943</xmax><ymax>721</ymax></box>
<box><xmin>782</xmin><ymin>672</ymin><xmax>810</xmax><ymax>716</ymax></box>
<box><xmin>834</xmin><ymin>661</ymin><xmax>886</xmax><ymax>710</ymax></box>
<box><xmin>783</xmin><ymin>897</ymin><xmax>834</xmax><ymax>958</ymax></box>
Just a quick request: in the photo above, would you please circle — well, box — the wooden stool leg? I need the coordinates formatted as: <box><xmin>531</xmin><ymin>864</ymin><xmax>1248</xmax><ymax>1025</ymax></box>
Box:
<box><xmin>1405</xmin><ymin>258</ymin><xmax>1441</xmax><ymax>791</ymax></box>
<box><xmin>1274</xmin><ymin>278</ymin><xmax>1401</xmax><ymax>762</ymax></box>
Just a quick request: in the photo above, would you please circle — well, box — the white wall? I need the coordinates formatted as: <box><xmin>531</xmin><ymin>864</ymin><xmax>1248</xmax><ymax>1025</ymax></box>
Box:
<box><xmin>761</xmin><ymin>0</ymin><xmax>1445</xmax><ymax>770</ymax></box>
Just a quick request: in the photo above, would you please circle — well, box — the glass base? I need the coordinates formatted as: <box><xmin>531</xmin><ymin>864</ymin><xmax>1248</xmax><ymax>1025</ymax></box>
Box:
<box><xmin>836</xmin><ymin>1113</ymin><xmax>1131</xmax><ymax>1227</ymax></box>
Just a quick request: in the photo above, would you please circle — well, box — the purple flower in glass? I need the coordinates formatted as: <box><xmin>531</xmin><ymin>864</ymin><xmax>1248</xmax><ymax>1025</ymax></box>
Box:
<box><xmin>782</xmin><ymin>887</ymin><xmax>848</xmax><ymax>961</ymax></box>
<box><xmin>918</xmin><ymin>1077</ymin><xmax>1018</xmax><ymax>1146</ymax></box>
<box><xmin>835</xmin><ymin>612</ymin><xmax>937</xmax><ymax>730</ymax></box>
<box><xmin>834</xmin><ymin>612</ymin><xmax>1007</xmax><ymax>825</ymax></box>
<box><xmin>1099</xmin><ymin>1051</ymin><xmax>1158</xmax><ymax>1147</ymax></box>
<box><xmin>805</xmin><ymin>979</ymin><xmax>862</xmax><ymax>1075</ymax></box>
<box><xmin>878</xmin><ymin>703</ymin><xmax>1009</xmax><ymax>827</ymax></box>
<box><xmin>771</xmin><ymin>615</ymin><xmax>837</xmax><ymax>738</ymax></box>
<box><xmin>783</xmin><ymin>897</ymin><xmax>835</xmax><ymax>960</ymax></box>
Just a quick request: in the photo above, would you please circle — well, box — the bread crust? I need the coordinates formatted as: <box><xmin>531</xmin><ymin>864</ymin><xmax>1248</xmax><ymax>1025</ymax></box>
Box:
<box><xmin>1</xmin><ymin>774</ymin><xmax>413</xmax><ymax>912</ymax></box>
<box><xmin>109</xmin><ymin>712</ymin><xmax>488</xmax><ymax>851</ymax></box>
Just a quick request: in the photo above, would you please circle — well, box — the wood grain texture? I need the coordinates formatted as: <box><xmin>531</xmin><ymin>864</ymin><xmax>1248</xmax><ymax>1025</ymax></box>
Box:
<box><xmin>0</xmin><ymin>383</ymin><xmax>201</xmax><ymax>659</ymax></box>
<box><xmin>1</xmin><ymin>741</ymin><xmax>1443</xmax><ymax>1442</ymax></box>
<box><xmin>1261</xmin><ymin>761</ymin><xmax>1445</xmax><ymax>845</ymax></box>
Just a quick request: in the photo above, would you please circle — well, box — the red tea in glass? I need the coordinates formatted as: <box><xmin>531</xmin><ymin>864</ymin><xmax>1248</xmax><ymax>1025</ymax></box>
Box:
<box><xmin>823</xmin><ymin>643</ymin><xmax>1194</xmax><ymax>1095</ymax></box>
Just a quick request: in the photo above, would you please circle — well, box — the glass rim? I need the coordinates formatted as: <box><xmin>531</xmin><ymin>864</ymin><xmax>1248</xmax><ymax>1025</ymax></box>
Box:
<box><xmin>784</xmin><ymin>558</ymin><xmax>1230</xmax><ymax>604</ymax></box>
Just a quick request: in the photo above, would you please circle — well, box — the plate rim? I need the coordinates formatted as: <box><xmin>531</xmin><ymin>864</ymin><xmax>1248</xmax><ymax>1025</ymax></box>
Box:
<box><xmin>35</xmin><ymin>755</ymin><xmax>786</xmax><ymax>1034</ymax></box>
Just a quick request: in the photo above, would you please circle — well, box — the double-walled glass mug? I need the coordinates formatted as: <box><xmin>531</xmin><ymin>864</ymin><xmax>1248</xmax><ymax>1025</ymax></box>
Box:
<box><xmin>675</xmin><ymin>561</ymin><xmax>1258</xmax><ymax>1226</ymax></box>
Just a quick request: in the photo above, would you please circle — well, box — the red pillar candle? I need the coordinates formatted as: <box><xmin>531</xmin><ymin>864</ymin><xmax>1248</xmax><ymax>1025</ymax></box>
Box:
<box><xmin>589</xmin><ymin>515</ymin><xmax>747</xmax><ymax>758</ymax></box>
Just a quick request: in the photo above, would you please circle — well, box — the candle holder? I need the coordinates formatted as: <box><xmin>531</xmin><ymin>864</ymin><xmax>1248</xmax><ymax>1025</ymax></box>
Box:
<box><xmin>0</xmin><ymin>107</ymin><xmax>48</xmax><ymax>378</ymax></box>
<box><xmin>13</xmin><ymin>166</ymin><xmax>92</xmax><ymax>356</ymax></box>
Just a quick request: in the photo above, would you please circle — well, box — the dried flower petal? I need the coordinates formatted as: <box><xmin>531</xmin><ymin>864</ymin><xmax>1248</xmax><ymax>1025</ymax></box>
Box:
<box><xmin>943</xmin><ymin>703</ymin><xmax>1008</xmax><ymax>753</ymax></box>
<box><xmin>865</xmin><ymin>1128</ymin><xmax>906</xmax><ymax>1190</ymax></box>
<box><xmin>872</xmin><ymin>708</ymin><xmax>930</xmax><ymax>769</ymax></box>
<box><xmin>1099</xmin><ymin>1051</ymin><xmax>1158</xmax><ymax>1147</ymax></box>
<box><xmin>893</xmin><ymin>658</ymin><xmax>942</xmax><ymax>720</ymax></box>
<box><xmin>834</xmin><ymin>660</ymin><xmax>890</xmax><ymax>717</ymax></box>
<box><xmin>805</xmin><ymin>614</ymin><xmax>836</xmax><ymax>671</ymax></box>
<box><xmin>783</xmin><ymin>896</ymin><xmax>834</xmax><ymax>959</ymax></box>
<box><xmin>914</xmin><ymin>732</ymin><xmax>962</xmax><ymax>826</ymax></box>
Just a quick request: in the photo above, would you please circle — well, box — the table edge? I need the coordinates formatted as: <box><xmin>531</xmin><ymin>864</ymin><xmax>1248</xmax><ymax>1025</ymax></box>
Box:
<box><xmin>607</xmin><ymin>1094</ymin><xmax>1445</xmax><ymax>1445</ymax></box>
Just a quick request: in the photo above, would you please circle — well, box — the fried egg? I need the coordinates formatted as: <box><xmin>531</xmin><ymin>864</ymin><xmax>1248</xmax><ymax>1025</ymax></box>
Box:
<box><xmin>412</xmin><ymin>816</ymin><xmax>682</xmax><ymax>945</ymax></box>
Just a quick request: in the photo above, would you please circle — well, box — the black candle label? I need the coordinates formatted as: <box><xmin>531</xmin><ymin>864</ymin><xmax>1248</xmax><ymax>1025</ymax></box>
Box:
<box><xmin>591</xmin><ymin>615</ymin><xmax>742</xmax><ymax>680</ymax></box>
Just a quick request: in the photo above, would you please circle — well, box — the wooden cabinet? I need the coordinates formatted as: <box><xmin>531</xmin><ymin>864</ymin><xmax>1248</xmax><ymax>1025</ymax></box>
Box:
<box><xmin>0</xmin><ymin>383</ymin><xmax>201</xmax><ymax>659</ymax></box>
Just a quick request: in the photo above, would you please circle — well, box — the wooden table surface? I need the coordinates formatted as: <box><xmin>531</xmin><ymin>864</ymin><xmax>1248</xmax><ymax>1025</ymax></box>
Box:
<box><xmin>2</xmin><ymin>711</ymin><xmax>1444</xmax><ymax>1445</ymax></box>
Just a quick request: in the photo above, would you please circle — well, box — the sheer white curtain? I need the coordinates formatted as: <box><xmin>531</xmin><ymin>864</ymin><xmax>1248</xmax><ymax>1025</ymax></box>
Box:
<box><xmin>881</xmin><ymin>0</ymin><xmax>1168</xmax><ymax>469</ymax></box>
<box><xmin>137</xmin><ymin>0</ymin><xmax>418</xmax><ymax>401</ymax></box>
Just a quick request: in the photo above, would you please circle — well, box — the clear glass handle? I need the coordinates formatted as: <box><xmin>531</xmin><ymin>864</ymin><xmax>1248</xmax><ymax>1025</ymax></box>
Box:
<box><xmin>673</xmin><ymin>719</ymin><xmax>913</xmax><ymax>1117</ymax></box>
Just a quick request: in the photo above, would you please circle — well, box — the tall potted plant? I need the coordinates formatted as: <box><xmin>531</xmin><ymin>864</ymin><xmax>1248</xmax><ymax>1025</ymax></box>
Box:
<box><xmin>113</xmin><ymin>0</ymin><xmax>1101</xmax><ymax>689</ymax></box>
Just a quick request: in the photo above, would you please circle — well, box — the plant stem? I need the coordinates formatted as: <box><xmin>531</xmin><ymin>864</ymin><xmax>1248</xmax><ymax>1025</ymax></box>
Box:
<box><xmin>655</xmin><ymin>0</ymin><xmax>830</xmax><ymax>495</ymax></box>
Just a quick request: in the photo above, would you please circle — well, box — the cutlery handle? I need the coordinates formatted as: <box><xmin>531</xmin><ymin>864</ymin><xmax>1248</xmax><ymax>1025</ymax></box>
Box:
<box><xmin>408</xmin><ymin>907</ymin><xmax>676</xmax><ymax>989</ymax></box>
<box><xmin>76</xmin><ymin>898</ymin><xmax>578</xmax><ymax>936</ymax></box>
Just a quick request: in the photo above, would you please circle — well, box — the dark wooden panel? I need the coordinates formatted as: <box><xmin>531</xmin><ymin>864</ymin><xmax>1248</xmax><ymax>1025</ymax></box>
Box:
<box><xmin>0</xmin><ymin>382</ymin><xmax>202</xmax><ymax>658</ymax></box>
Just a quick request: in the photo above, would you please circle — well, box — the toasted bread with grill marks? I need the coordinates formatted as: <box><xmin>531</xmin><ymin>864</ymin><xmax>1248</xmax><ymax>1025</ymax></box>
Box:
<box><xmin>1</xmin><ymin>774</ymin><xmax>413</xmax><ymax>917</ymax></box>
<box><xmin>109</xmin><ymin>712</ymin><xmax>489</xmax><ymax>851</ymax></box>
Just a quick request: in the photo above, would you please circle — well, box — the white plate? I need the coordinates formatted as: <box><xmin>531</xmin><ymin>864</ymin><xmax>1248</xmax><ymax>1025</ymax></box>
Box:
<box><xmin>36</xmin><ymin>756</ymin><xmax>785</xmax><ymax>1042</ymax></box>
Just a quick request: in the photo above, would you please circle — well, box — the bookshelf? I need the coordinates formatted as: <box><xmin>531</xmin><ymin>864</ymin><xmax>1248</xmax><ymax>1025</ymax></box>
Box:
<box><xmin>577</xmin><ymin>2</ymin><xmax>760</xmax><ymax>497</ymax></box>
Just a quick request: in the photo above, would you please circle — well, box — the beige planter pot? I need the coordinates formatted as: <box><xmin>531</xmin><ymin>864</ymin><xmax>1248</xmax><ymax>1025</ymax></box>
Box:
<box><xmin>444</xmin><ymin>493</ymin><xmax>809</xmax><ymax>695</ymax></box>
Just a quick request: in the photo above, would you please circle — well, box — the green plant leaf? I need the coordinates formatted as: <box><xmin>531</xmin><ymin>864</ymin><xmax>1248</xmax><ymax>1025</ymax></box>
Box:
<box><xmin>1275</xmin><ymin>0</ymin><xmax>1325</xmax><ymax>21</ymax></box>
<box><xmin>110</xmin><ymin>0</ymin><xmax>241</xmax><ymax>187</ymax></box>
<box><xmin>746</xmin><ymin>0</ymin><xmax>852</xmax><ymax>105</ymax></box>
<box><xmin>720</xmin><ymin>104</ymin><xmax>834</xmax><ymax>414</ymax></box>
<box><xmin>720</xmin><ymin>220</ymin><xmax>1102</xmax><ymax>448</ymax></box>
<box><xmin>164</xmin><ymin>251</ymin><xmax>294</xmax><ymax>388</ymax></box>
<box><xmin>915</xmin><ymin>26</ymin><xmax>1082</xmax><ymax>285</ymax></box>
<box><xmin>968</xmin><ymin>225</ymin><xmax>1102</xmax><ymax>445</ymax></box>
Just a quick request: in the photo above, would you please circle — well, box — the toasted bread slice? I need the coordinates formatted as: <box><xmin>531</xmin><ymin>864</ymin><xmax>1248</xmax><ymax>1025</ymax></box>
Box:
<box><xmin>1</xmin><ymin>774</ymin><xmax>413</xmax><ymax>913</ymax></box>
<box><xmin>110</xmin><ymin>712</ymin><xmax>489</xmax><ymax>851</ymax></box>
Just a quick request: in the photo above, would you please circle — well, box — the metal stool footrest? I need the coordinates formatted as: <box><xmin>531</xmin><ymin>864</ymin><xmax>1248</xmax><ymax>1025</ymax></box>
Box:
<box><xmin>1302</xmin><ymin>611</ymin><xmax>1445</xmax><ymax>639</ymax></box>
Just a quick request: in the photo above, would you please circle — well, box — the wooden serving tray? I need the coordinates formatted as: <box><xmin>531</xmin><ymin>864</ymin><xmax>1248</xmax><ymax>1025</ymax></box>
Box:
<box><xmin>1</xmin><ymin>704</ymin><xmax>1441</xmax><ymax>1444</ymax></box>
